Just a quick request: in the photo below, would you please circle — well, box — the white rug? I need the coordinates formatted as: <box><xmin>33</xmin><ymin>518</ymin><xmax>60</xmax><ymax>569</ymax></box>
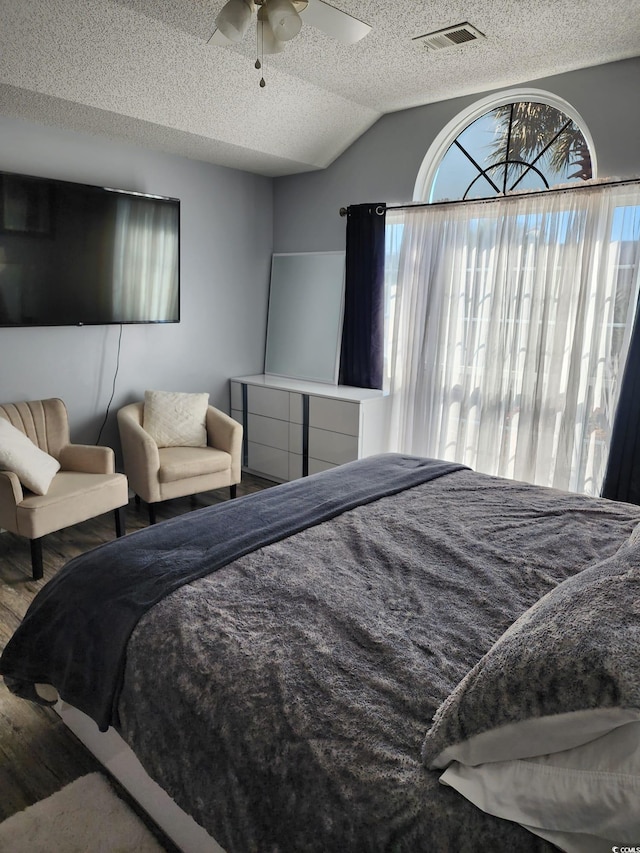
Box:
<box><xmin>0</xmin><ymin>772</ymin><xmax>168</xmax><ymax>852</ymax></box>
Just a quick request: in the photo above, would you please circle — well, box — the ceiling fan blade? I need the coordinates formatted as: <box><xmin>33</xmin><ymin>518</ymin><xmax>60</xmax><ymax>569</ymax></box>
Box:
<box><xmin>207</xmin><ymin>27</ymin><xmax>232</xmax><ymax>45</ymax></box>
<box><xmin>302</xmin><ymin>0</ymin><xmax>371</xmax><ymax>44</ymax></box>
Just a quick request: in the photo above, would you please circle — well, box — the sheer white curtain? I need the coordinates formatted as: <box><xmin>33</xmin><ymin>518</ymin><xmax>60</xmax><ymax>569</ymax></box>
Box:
<box><xmin>111</xmin><ymin>197</ymin><xmax>179</xmax><ymax>322</ymax></box>
<box><xmin>385</xmin><ymin>181</ymin><xmax>640</xmax><ymax>495</ymax></box>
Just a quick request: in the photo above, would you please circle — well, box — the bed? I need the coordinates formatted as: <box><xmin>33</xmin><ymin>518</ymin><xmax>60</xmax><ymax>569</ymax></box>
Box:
<box><xmin>2</xmin><ymin>453</ymin><xmax>640</xmax><ymax>852</ymax></box>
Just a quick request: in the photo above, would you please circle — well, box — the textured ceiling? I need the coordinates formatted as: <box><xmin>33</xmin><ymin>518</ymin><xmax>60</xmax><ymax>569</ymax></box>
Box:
<box><xmin>1</xmin><ymin>0</ymin><xmax>640</xmax><ymax>176</ymax></box>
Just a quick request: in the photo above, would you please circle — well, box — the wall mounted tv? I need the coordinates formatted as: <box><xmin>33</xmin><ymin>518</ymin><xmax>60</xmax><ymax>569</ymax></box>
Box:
<box><xmin>0</xmin><ymin>170</ymin><xmax>180</xmax><ymax>327</ymax></box>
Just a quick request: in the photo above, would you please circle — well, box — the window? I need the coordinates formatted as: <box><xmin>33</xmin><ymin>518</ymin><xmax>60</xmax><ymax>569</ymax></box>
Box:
<box><xmin>387</xmin><ymin>92</ymin><xmax>596</xmax><ymax>388</ymax></box>
<box><xmin>414</xmin><ymin>89</ymin><xmax>596</xmax><ymax>203</ymax></box>
<box><xmin>383</xmin><ymin>92</ymin><xmax>640</xmax><ymax>496</ymax></box>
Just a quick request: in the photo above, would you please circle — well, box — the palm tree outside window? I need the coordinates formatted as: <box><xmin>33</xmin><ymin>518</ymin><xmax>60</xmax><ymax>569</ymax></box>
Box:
<box><xmin>429</xmin><ymin>100</ymin><xmax>592</xmax><ymax>202</ymax></box>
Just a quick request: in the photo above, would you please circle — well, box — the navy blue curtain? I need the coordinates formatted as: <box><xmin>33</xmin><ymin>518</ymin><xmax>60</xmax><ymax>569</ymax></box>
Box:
<box><xmin>339</xmin><ymin>202</ymin><xmax>386</xmax><ymax>390</ymax></box>
<box><xmin>601</xmin><ymin>308</ymin><xmax>640</xmax><ymax>503</ymax></box>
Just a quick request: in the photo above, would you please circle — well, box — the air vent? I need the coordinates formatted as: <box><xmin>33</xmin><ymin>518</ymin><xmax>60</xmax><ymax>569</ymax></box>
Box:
<box><xmin>413</xmin><ymin>22</ymin><xmax>485</xmax><ymax>51</ymax></box>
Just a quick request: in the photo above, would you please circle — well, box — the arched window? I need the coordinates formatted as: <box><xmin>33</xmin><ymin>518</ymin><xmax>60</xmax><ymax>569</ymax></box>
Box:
<box><xmin>414</xmin><ymin>89</ymin><xmax>596</xmax><ymax>203</ymax></box>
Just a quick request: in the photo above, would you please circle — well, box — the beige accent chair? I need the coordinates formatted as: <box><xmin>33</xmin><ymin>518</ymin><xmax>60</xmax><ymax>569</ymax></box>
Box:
<box><xmin>0</xmin><ymin>399</ymin><xmax>129</xmax><ymax>580</ymax></box>
<box><xmin>117</xmin><ymin>402</ymin><xmax>242</xmax><ymax>524</ymax></box>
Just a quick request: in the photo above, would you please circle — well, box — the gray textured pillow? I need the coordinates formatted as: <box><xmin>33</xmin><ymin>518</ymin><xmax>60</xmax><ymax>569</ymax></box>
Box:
<box><xmin>422</xmin><ymin>531</ymin><xmax>640</xmax><ymax>769</ymax></box>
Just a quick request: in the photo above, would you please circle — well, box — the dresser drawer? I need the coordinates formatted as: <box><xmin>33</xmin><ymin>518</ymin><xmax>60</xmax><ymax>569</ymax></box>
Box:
<box><xmin>289</xmin><ymin>453</ymin><xmax>303</xmax><ymax>480</ymax></box>
<box><xmin>247</xmin><ymin>442</ymin><xmax>289</xmax><ymax>482</ymax></box>
<box><xmin>307</xmin><ymin>457</ymin><xmax>337</xmax><ymax>476</ymax></box>
<box><xmin>247</xmin><ymin>385</ymin><xmax>290</xmax><ymax>420</ymax></box>
<box><xmin>289</xmin><ymin>392</ymin><xmax>304</xmax><ymax>425</ymax></box>
<box><xmin>247</xmin><ymin>413</ymin><xmax>289</xmax><ymax>451</ymax></box>
<box><xmin>308</xmin><ymin>427</ymin><xmax>359</xmax><ymax>466</ymax></box>
<box><xmin>309</xmin><ymin>397</ymin><xmax>360</xmax><ymax>436</ymax></box>
<box><xmin>289</xmin><ymin>422</ymin><xmax>303</xmax><ymax>455</ymax></box>
<box><xmin>230</xmin><ymin>381</ymin><xmax>243</xmax><ymax>412</ymax></box>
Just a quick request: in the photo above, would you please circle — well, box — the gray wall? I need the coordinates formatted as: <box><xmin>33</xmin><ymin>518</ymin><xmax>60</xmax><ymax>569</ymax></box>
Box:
<box><xmin>2</xmin><ymin>56</ymin><xmax>638</xmax><ymax>453</ymax></box>
<box><xmin>273</xmin><ymin>57</ymin><xmax>640</xmax><ymax>253</ymax></box>
<box><xmin>0</xmin><ymin>115</ymin><xmax>273</xmax><ymax>451</ymax></box>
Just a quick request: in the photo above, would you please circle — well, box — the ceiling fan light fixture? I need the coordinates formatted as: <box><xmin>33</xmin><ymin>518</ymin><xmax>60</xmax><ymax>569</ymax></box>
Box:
<box><xmin>215</xmin><ymin>0</ymin><xmax>255</xmax><ymax>43</ymax></box>
<box><xmin>257</xmin><ymin>6</ymin><xmax>286</xmax><ymax>53</ymax></box>
<box><xmin>264</xmin><ymin>0</ymin><xmax>302</xmax><ymax>42</ymax></box>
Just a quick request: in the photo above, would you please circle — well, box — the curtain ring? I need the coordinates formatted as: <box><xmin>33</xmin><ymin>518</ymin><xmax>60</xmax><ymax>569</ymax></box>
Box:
<box><xmin>375</xmin><ymin>205</ymin><xmax>385</xmax><ymax>216</ymax></box>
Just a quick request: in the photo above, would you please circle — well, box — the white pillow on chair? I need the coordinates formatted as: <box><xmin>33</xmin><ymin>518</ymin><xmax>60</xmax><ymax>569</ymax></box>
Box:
<box><xmin>0</xmin><ymin>418</ymin><xmax>60</xmax><ymax>495</ymax></box>
<box><xmin>143</xmin><ymin>390</ymin><xmax>209</xmax><ymax>448</ymax></box>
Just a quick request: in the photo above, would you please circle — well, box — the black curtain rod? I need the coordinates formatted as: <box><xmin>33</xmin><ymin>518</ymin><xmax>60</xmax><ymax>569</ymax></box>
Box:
<box><xmin>339</xmin><ymin>176</ymin><xmax>640</xmax><ymax>216</ymax></box>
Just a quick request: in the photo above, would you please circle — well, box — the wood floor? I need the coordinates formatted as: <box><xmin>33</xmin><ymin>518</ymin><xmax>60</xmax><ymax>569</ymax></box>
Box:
<box><xmin>0</xmin><ymin>473</ymin><xmax>273</xmax><ymax>848</ymax></box>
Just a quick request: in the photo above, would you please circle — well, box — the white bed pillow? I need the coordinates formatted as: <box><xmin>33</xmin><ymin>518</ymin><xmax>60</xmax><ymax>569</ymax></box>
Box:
<box><xmin>0</xmin><ymin>418</ymin><xmax>60</xmax><ymax>495</ymax></box>
<box><xmin>439</xmin><ymin>720</ymin><xmax>640</xmax><ymax>850</ymax></box>
<box><xmin>430</xmin><ymin>706</ymin><xmax>640</xmax><ymax>769</ymax></box>
<box><xmin>143</xmin><ymin>390</ymin><xmax>209</xmax><ymax>448</ymax></box>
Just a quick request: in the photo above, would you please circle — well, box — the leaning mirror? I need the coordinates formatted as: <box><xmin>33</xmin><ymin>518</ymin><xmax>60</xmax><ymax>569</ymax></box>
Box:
<box><xmin>264</xmin><ymin>251</ymin><xmax>345</xmax><ymax>384</ymax></box>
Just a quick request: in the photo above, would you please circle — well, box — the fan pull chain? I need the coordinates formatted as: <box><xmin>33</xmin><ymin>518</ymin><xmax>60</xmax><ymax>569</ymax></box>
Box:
<box><xmin>255</xmin><ymin>17</ymin><xmax>266</xmax><ymax>87</ymax></box>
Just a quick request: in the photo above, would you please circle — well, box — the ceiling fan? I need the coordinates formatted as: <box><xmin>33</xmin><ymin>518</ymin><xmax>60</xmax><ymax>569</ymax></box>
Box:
<box><xmin>208</xmin><ymin>0</ymin><xmax>371</xmax><ymax>85</ymax></box>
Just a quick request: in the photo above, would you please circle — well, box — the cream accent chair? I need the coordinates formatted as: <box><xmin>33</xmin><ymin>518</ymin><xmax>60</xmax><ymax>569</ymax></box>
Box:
<box><xmin>0</xmin><ymin>399</ymin><xmax>129</xmax><ymax>580</ymax></box>
<box><xmin>117</xmin><ymin>402</ymin><xmax>242</xmax><ymax>524</ymax></box>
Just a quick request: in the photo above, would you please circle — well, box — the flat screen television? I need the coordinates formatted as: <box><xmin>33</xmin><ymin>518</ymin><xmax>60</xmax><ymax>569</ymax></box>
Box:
<box><xmin>0</xmin><ymin>170</ymin><xmax>180</xmax><ymax>326</ymax></box>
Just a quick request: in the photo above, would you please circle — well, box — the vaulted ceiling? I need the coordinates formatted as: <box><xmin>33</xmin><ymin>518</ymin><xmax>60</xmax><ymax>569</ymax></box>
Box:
<box><xmin>2</xmin><ymin>0</ymin><xmax>640</xmax><ymax>176</ymax></box>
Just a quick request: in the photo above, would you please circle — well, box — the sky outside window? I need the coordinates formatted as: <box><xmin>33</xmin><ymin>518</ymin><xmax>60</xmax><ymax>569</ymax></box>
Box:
<box><xmin>430</xmin><ymin>103</ymin><xmax>591</xmax><ymax>203</ymax></box>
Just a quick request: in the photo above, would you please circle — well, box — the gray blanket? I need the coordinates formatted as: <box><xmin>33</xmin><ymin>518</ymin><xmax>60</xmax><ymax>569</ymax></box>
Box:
<box><xmin>0</xmin><ymin>454</ymin><xmax>462</xmax><ymax>731</ymax></box>
<box><xmin>117</xmin><ymin>466</ymin><xmax>640</xmax><ymax>853</ymax></box>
